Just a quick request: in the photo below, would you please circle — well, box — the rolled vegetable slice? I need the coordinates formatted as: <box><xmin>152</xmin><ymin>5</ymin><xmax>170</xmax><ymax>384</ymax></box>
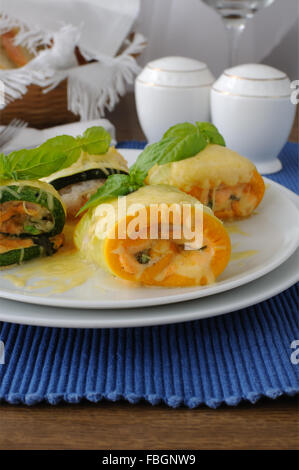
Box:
<box><xmin>145</xmin><ymin>144</ymin><xmax>265</xmax><ymax>220</ymax></box>
<box><xmin>42</xmin><ymin>147</ymin><xmax>129</xmax><ymax>218</ymax></box>
<box><xmin>74</xmin><ymin>185</ymin><xmax>231</xmax><ymax>287</ymax></box>
<box><xmin>0</xmin><ymin>180</ymin><xmax>65</xmax><ymax>266</ymax></box>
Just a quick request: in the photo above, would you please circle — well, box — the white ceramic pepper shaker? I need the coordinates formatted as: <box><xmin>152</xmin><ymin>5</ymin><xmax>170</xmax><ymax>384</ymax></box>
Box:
<box><xmin>211</xmin><ymin>64</ymin><xmax>296</xmax><ymax>174</ymax></box>
<box><xmin>135</xmin><ymin>56</ymin><xmax>214</xmax><ymax>143</ymax></box>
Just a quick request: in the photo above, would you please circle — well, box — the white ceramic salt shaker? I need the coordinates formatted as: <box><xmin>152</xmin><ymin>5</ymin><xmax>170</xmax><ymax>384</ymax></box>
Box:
<box><xmin>135</xmin><ymin>56</ymin><xmax>214</xmax><ymax>143</ymax></box>
<box><xmin>211</xmin><ymin>64</ymin><xmax>296</xmax><ymax>174</ymax></box>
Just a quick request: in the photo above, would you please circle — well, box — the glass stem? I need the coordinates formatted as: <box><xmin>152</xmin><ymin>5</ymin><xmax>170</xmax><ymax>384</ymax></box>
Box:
<box><xmin>223</xmin><ymin>19</ymin><xmax>247</xmax><ymax>67</ymax></box>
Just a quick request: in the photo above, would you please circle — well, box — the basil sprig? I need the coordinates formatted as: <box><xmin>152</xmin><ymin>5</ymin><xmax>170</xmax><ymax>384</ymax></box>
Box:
<box><xmin>0</xmin><ymin>126</ymin><xmax>111</xmax><ymax>181</ymax></box>
<box><xmin>78</xmin><ymin>122</ymin><xmax>225</xmax><ymax>214</ymax></box>
<box><xmin>77</xmin><ymin>174</ymin><xmax>140</xmax><ymax>215</ymax></box>
<box><xmin>196</xmin><ymin>122</ymin><xmax>226</xmax><ymax>146</ymax></box>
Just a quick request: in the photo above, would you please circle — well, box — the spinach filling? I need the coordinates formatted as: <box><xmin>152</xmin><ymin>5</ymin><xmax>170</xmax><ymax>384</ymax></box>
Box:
<box><xmin>135</xmin><ymin>249</ymin><xmax>151</xmax><ymax>265</ymax></box>
<box><xmin>33</xmin><ymin>235</ymin><xmax>58</xmax><ymax>256</ymax></box>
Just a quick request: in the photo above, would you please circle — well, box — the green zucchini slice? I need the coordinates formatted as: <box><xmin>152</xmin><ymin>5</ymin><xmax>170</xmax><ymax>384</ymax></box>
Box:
<box><xmin>0</xmin><ymin>234</ymin><xmax>64</xmax><ymax>267</ymax></box>
<box><xmin>0</xmin><ymin>181</ymin><xmax>66</xmax><ymax>266</ymax></box>
<box><xmin>51</xmin><ymin>168</ymin><xmax>127</xmax><ymax>191</ymax></box>
<box><xmin>42</xmin><ymin>147</ymin><xmax>129</xmax><ymax>191</ymax></box>
<box><xmin>0</xmin><ymin>182</ymin><xmax>66</xmax><ymax>237</ymax></box>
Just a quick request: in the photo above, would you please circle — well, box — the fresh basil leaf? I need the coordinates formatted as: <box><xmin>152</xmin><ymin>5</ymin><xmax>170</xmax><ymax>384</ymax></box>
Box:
<box><xmin>9</xmin><ymin>151</ymin><xmax>69</xmax><ymax>181</ymax></box>
<box><xmin>164</xmin><ymin>122</ymin><xmax>225</xmax><ymax>146</ymax></box>
<box><xmin>77</xmin><ymin>126</ymin><xmax>111</xmax><ymax>154</ymax></box>
<box><xmin>77</xmin><ymin>173</ymin><xmax>141</xmax><ymax>215</ymax></box>
<box><xmin>130</xmin><ymin>132</ymin><xmax>207</xmax><ymax>185</ymax></box>
<box><xmin>0</xmin><ymin>153</ymin><xmax>10</xmax><ymax>180</ymax></box>
<box><xmin>0</xmin><ymin>126</ymin><xmax>112</xmax><ymax>181</ymax></box>
<box><xmin>163</xmin><ymin>122</ymin><xmax>198</xmax><ymax>139</ymax></box>
<box><xmin>37</xmin><ymin>135</ymin><xmax>82</xmax><ymax>168</ymax></box>
<box><xmin>196</xmin><ymin>122</ymin><xmax>226</xmax><ymax>146</ymax></box>
<box><xmin>130</xmin><ymin>121</ymin><xmax>225</xmax><ymax>185</ymax></box>
<box><xmin>78</xmin><ymin>121</ymin><xmax>226</xmax><ymax>214</ymax></box>
<box><xmin>6</xmin><ymin>136</ymin><xmax>80</xmax><ymax>181</ymax></box>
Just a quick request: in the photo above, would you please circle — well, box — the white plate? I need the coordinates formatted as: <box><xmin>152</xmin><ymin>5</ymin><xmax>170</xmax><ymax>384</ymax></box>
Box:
<box><xmin>0</xmin><ymin>178</ymin><xmax>298</xmax><ymax>328</ymax></box>
<box><xmin>0</xmin><ymin>149</ymin><xmax>298</xmax><ymax>311</ymax></box>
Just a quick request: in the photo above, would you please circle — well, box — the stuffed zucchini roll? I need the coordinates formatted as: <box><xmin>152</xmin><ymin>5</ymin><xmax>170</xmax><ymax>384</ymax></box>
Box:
<box><xmin>0</xmin><ymin>180</ymin><xmax>65</xmax><ymax>266</ymax></box>
<box><xmin>74</xmin><ymin>185</ymin><xmax>231</xmax><ymax>287</ymax></box>
<box><xmin>145</xmin><ymin>144</ymin><xmax>265</xmax><ymax>220</ymax></box>
<box><xmin>43</xmin><ymin>147</ymin><xmax>129</xmax><ymax>218</ymax></box>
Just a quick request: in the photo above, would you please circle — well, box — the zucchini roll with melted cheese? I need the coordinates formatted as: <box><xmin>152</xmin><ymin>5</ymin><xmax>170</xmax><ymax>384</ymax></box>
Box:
<box><xmin>0</xmin><ymin>181</ymin><xmax>65</xmax><ymax>266</ymax></box>
<box><xmin>145</xmin><ymin>145</ymin><xmax>265</xmax><ymax>220</ymax></box>
<box><xmin>74</xmin><ymin>185</ymin><xmax>231</xmax><ymax>287</ymax></box>
<box><xmin>43</xmin><ymin>147</ymin><xmax>129</xmax><ymax>218</ymax></box>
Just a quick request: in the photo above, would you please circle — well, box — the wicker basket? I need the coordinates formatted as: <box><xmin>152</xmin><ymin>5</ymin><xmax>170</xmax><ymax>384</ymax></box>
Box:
<box><xmin>0</xmin><ymin>35</ymin><xmax>144</xmax><ymax>129</ymax></box>
<box><xmin>0</xmin><ymin>79</ymin><xmax>79</xmax><ymax>129</ymax></box>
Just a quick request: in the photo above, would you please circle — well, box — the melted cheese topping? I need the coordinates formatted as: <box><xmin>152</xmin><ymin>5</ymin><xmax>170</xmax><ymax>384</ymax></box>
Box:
<box><xmin>153</xmin><ymin>248</ymin><xmax>215</xmax><ymax>284</ymax></box>
<box><xmin>146</xmin><ymin>144</ymin><xmax>255</xmax><ymax>191</ymax></box>
<box><xmin>83</xmin><ymin>185</ymin><xmax>213</xmax><ymax>256</ymax></box>
<box><xmin>94</xmin><ymin>184</ymin><xmax>213</xmax><ymax>231</ymax></box>
<box><xmin>3</xmin><ymin>223</ymin><xmax>96</xmax><ymax>294</ymax></box>
<box><xmin>74</xmin><ymin>185</ymin><xmax>226</xmax><ymax>286</ymax></box>
<box><xmin>42</xmin><ymin>147</ymin><xmax>128</xmax><ymax>183</ymax></box>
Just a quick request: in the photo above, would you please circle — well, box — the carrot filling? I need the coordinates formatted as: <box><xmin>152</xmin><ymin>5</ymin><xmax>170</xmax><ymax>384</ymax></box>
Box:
<box><xmin>0</xmin><ymin>234</ymin><xmax>34</xmax><ymax>254</ymax></box>
<box><xmin>0</xmin><ymin>232</ymin><xmax>64</xmax><ymax>256</ymax></box>
<box><xmin>105</xmin><ymin>212</ymin><xmax>231</xmax><ymax>287</ymax></box>
<box><xmin>188</xmin><ymin>170</ymin><xmax>265</xmax><ymax>220</ymax></box>
<box><xmin>0</xmin><ymin>201</ymin><xmax>54</xmax><ymax>236</ymax></box>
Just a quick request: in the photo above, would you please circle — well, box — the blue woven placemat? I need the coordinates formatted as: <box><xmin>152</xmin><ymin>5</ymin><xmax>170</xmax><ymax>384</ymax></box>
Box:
<box><xmin>0</xmin><ymin>142</ymin><xmax>298</xmax><ymax>408</ymax></box>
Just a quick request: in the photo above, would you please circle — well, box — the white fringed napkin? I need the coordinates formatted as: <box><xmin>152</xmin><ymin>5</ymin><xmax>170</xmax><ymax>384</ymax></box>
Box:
<box><xmin>0</xmin><ymin>0</ymin><xmax>145</xmax><ymax>120</ymax></box>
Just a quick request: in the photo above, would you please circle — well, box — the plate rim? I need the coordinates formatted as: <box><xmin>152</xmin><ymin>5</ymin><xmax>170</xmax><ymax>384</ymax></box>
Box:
<box><xmin>0</xmin><ymin>248</ymin><xmax>298</xmax><ymax>328</ymax></box>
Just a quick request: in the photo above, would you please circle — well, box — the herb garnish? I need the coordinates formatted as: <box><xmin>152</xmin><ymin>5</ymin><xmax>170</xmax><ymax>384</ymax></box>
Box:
<box><xmin>78</xmin><ymin>122</ymin><xmax>225</xmax><ymax>214</ymax></box>
<box><xmin>0</xmin><ymin>126</ymin><xmax>111</xmax><ymax>182</ymax></box>
<box><xmin>135</xmin><ymin>249</ymin><xmax>151</xmax><ymax>264</ymax></box>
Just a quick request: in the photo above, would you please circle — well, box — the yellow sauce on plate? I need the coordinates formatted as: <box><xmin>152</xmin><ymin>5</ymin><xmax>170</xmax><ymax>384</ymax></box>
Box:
<box><xmin>2</xmin><ymin>221</ymin><xmax>259</xmax><ymax>293</ymax></box>
<box><xmin>230</xmin><ymin>250</ymin><xmax>258</xmax><ymax>262</ymax></box>
<box><xmin>3</xmin><ymin>223</ymin><xmax>96</xmax><ymax>294</ymax></box>
<box><xmin>225</xmin><ymin>223</ymin><xmax>249</xmax><ymax>236</ymax></box>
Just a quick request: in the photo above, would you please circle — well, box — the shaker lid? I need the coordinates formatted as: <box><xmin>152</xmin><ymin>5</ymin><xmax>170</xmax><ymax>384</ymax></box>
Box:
<box><xmin>148</xmin><ymin>56</ymin><xmax>207</xmax><ymax>72</ymax></box>
<box><xmin>136</xmin><ymin>56</ymin><xmax>215</xmax><ymax>87</ymax></box>
<box><xmin>213</xmin><ymin>64</ymin><xmax>291</xmax><ymax>98</ymax></box>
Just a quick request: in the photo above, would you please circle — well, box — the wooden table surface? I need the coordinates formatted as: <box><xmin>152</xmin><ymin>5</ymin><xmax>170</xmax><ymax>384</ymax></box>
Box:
<box><xmin>0</xmin><ymin>94</ymin><xmax>298</xmax><ymax>450</ymax></box>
